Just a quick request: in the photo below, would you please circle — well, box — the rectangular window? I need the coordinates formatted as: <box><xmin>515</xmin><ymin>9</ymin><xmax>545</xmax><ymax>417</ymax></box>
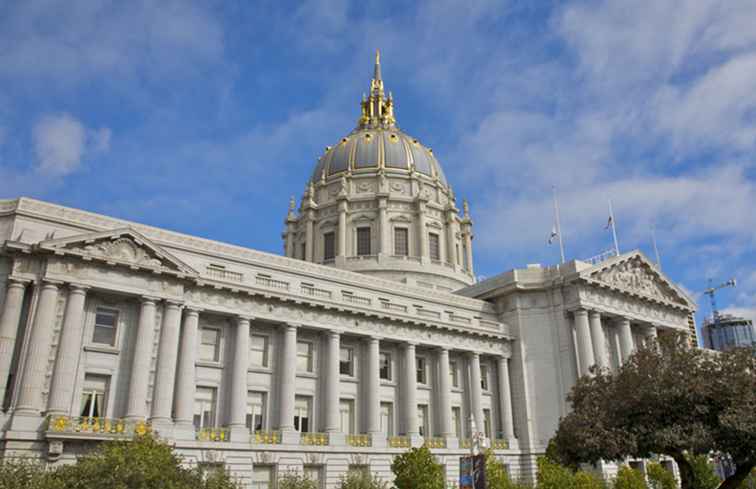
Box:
<box><xmin>250</xmin><ymin>334</ymin><xmax>269</xmax><ymax>368</ymax></box>
<box><xmin>194</xmin><ymin>386</ymin><xmax>217</xmax><ymax>429</ymax></box>
<box><xmin>339</xmin><ymin>399</ymin><xmax>355</xmax><ymax>434</ymax></box>
<box><xmin>416</xmin><ymin>356</ymin><xmax>427</xmax><ymax>384</ymax></box>
<box><xmin>357</xmin><ymin>227</ymin><xmax>371</xmax><ymax>256</ymax></box>
<box><xmin>452</xmin><ymin>407</ymin><xmax>462</xmax><ymax>438</ymax></box>
<box><xmin>418</xmin><ymin>404</ymin><xmax>429</xmax><ymax>437</ymax></box>
<box><xmin>251</xmin><ymin>465</ymin><xmax>273</xmax><ymax>489</ymax></box>
<box><xmin>394</xmin><ymin>228</ymin><xmax>409</xmax><ymax>256</ymax></box>
<box><xmin>480</xmin><ymin>364</ymin><xmax>489</xmax><ymax>391</ymax></box>
<box><xmin>92</xmin><ymin>307</ymin><xmax>118</xmax><ymax>346</ymax></box>
<box><xmin>199</xmin><ymin>327</ymin><xmax>221</xmax><ymax>362</ymax></box>
<box><xmin>429</xmin><ymin>233</ymin><xmax>440</xmax><ymax>261</ymax></box>
<box><xmin>294</xmin><ymin>396</ymin><xmax>312</xmax><ymax>433</ymax></box>
<box><xmin>483</xmin><ymin>408</ymin><xmax>492</xmax><ymax>439</ymax></box>
<box><xmin>323</xmin><ymin>232</ymin><xmax>335</xmax><ymax>261</ymax></box>
<box><xmin>304</xmin><ymin>466</ymin><xmax>322</xmax><ymax>488</ymax></box>
<box><xmin>297</xmin><ymin>341</ymin><xmax>314</xmax><ymax>373</ymax></box>
<box><xmin>340</xmin><ymin>346</ymin><xmax>354</xmax><ymax>376</ymax></box>
<box><xmin>450</xmin><ymin>360</ymin><xmax>459</xmax><ymax>387</ymax></box>
<box><xmin>380</xmin><ymin>402</ymin><xmax>394</xmax><ymax>436</ymax></box>
<box><xmin>246</xmin><ymin>391</ymin><xmax>266</xmax><ymax>432</ymax></box>
<box><xmin>379</xmin><ymin>352</ymin><xmax>391</xmax><ymax>381</ymax></box>
<box><xmin>80</xmin><ymin>374</ymin><xmax>109</xmax><ymax>418</ymax></box>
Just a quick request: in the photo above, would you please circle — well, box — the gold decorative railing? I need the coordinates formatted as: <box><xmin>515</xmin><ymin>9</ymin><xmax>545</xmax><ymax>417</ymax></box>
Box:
<box><xmin>47</xmin><ymin>416</ymin><xmax>151</xmax><ymax>437</ymax></box>
<box><xmin>492</xmin><ymin>438</ymin><xmax>509</xmax><ymax>450</ymax></box>
<box><xmin>346</xmin><ymin>434</ymin><xmax>371</xmax><ymax>447</ymax></box>
<box><xmin>423</xmin><ymin>437</ymin><xmax>446</xmax><ymax>449</ymax></box>
<box><xmin>253</xmin><ymin>431</ymin><xmax>281</xmax><ymax>444</ymax></box>
<box><xmin>300</xmin><ymin>432</ymin><xmax>329</xmax><ymax>446</ymax></box>
<box><xmin>388</xmin><ymin>436</ymin><xmax>411</xmax><ymax>448</ymax></box>
<box><xmin>460</xmin><ymin>438</ymin><xmax>472</xmax><ymax>449</ymax></box>
<box><xmin>196</xmin><ymin>427</ymin><xmax>230</xmax><ymax>442</ymax></box>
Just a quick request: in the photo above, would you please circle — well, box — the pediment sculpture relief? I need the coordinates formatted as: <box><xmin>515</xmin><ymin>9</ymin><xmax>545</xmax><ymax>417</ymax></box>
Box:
<box><xmin>593</xmin><ymin>259</ymin><xmax>681</xmax><ymax>304</ymax></box>
<box><xmin>74</xmin><ymin>237</ymin><xmax>166</xmax><ymax>269</ymax></box>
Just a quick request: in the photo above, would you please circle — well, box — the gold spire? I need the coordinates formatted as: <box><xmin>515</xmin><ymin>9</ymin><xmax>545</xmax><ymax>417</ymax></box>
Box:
<box><xmin>359</xmin><ymin>49</ymin><xmax>395</xmax><ymax>129</ymax></box>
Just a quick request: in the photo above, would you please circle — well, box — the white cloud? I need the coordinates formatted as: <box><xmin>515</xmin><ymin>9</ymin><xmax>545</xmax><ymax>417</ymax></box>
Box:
<box><xmin>32</xmin><ymin>114</ymin><xmax>111</xmax><ymax>176</ymax></box>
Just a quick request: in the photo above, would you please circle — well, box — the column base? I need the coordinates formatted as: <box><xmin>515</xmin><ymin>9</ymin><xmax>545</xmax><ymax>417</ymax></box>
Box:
<box><xmin>280</xmin><ymin>430</ymin><xmax>300</xmax><ymax>445</ymax></box>
<box><xmin>229</xmin><ymin>425</ymin><xmax>250</xmax><ymax>443</ymax></box>
<box><xmin>444</xmin><ymin>436</ymin><xmax>459</xmax><ymax>449</ymax></box>
<box><xmin>173</xmin><ymin>422</ymin><xmax>197</xmax><ymax>441</ymax></box>
<box><xmin>149</xmin><ymin>418</ymin><xmax>174</xmax><ymax>438</ymax></box>
<box><xmin>9</xmin><ymin>411</ymin><xmax>45</xmax><ymax>432</ymax></box>
<box><xmin>408</xmin><ymin>434</ymin><xmax>423</xmax><ymax>447</ymax></box>
<box><xmin>369</xmin><ymin>432</ymin><xmax>386</xmax><ymax>448</ymax></box>
<box><xmin>327</xmin><ymin>432</ymin><xmax>346</xmax><ymax>446</ymax></box>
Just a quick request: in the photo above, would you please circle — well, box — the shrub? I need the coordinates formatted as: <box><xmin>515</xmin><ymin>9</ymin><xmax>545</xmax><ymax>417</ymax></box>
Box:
<box><xmin>612</xmin><ymin>466</ymin><xmax>646</xmax><ymax>489</ymax></box>
<box><xmin>0</xmin><ymin>458</ymin><xmax>60</xmax><ymax>489</ymax></box>
<box><xmin>537</xmin><ymin>456</ymin><xmax>577</xmax><ymax>489</ymax></box>
<box><xmin>646</xmin><ymin>462</ymin><xmax>676</xmax><ymax>489</ymax></box>
<box><xmin>484</xmin><ymin>450</ymin><xmax>531</xmax><ymax>489</ymax></box>
<box><xmin>391</xmin><ymin>446</ymin><xmax>445</xmax><ymax>489</ymax></box>
<box><xmin>279</xmin><ymin>471</ymin><xmax>319</xmax><ymax>489</ymax></box>
<box><xmin>338</xmin><ymin>469</ymin><xmax>388</xmax><ymax>489</ymax></box>
<box><xmin>575</xmin><ymin>470</ymin><xmax>606</xmax><ymax>489</ymax></box>
<box><xmin>686</xmin><ymin>455</ymin><xmax>719</xmax><ymax>489</ymax></box>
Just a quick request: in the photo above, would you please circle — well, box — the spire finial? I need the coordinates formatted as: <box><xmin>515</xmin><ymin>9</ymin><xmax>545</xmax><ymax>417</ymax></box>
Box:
<box><xmin>374</xmin><ymin>49</ymin><xmax>381</xmax><ymax>81</ymax></box>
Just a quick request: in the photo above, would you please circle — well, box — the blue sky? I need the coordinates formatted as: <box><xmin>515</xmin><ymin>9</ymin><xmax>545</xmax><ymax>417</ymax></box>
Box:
<box><xmin>1</xmin><ymin>0</ymin><xmax>755</xmax><ymax>335</ymax></box>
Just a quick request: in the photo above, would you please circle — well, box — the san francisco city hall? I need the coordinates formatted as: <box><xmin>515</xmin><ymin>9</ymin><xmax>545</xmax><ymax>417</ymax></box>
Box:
<box><xmin>0</xmin><ymin>55</ymin><xmax>696</xmax><ymax>488</ymax></box>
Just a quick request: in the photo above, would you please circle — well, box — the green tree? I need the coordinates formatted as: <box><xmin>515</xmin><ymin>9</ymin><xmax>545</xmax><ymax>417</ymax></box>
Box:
<box><xmin>391</xmin><ymin>446</ymin><xmax>445</xmax><ymax>489</ymax></box>
<box><xmin>612</xmin><ymin>466</ymin><xmax>646</xmax><ymax>489</ymax></box>
<box><xmin>484</xmin><ymin>449</ymin><xmax>531</xmax><ymax>489</ymax></box>
<box><xmin>338</xmin><ymin>469</ymin><xmax>388</xmax><ymax>489</ymax></box>
<box><xmin>550</xmin><ymin>335</ymin><xmax>756</xmax><ymax>489</ymax></box>
<box><xmin>687</xmin><ymin>455</ymin><xmax>719</xmax><ymax>489</ymax></box>
<box><xmin>278</xmin><ymin>471</ymin><xmax>319</xmax><ymax>489</ymax></box>
<box><xmin>0</xmin><ymin>458</ymin><xmax>60</xmax><ymax>489</ymax></box>
<box><xmin>646</xmin><ymin>462</ymin><xmax>676</xmax><ymax>489</ymax></box>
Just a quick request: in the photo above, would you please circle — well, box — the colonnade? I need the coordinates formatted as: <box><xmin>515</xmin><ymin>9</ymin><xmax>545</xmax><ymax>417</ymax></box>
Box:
<box><xmin>572</xmin><ymin>308</ymin><xmax>659</xmax><ymax>376</ymax></box>
<box><xmin>0</xmin><ymin>279</ymin><xmax>516</xmax><ymax>445</ymax></box>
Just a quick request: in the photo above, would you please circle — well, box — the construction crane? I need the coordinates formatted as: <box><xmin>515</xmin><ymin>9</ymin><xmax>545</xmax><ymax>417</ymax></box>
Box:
<box><xmin>704</xmin><ymin>278</ymin><xmax>737</xmax><ymax>323</ymax></box>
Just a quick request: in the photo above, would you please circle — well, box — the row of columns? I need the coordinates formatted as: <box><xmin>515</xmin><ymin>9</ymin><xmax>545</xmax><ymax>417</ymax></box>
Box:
<box><xmin>0</xmin><ymin>279</ymin><xmax>515</xmax><ymax>443</ymax></box>
<box><xmin>573</xmin><ymin>308</ymin><xmax>659</xmax><ymax>376</ymax></box>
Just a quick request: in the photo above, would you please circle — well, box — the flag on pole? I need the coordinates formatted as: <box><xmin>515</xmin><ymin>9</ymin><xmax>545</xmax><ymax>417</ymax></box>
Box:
<box><xmin>548</xmin><ymin>225</ymin><xmax>558</xmax><ymax>245</ymax></box>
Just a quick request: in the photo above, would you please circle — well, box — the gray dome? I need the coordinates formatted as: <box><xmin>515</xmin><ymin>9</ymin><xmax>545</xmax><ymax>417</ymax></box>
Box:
<box><xmin>310</xmin><ymin>127</ymin><xmax>448</xmax><ymax>186</ymax></box>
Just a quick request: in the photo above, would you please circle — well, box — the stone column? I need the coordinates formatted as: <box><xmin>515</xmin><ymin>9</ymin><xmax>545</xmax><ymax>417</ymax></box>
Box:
<box><xmin>618</xmin><ymin>318</ymin><xmax>634</xmax><ymax>363</ymax></box>
<box><xmin>278</xmin><ymin>324</ymin><xmax>298</xmax><ymax>442</ymax></box>
<box><xmin>229</xmin><ymin>316</ymin><xmax>251</xmax><ymax>439</ymax></box>
<box><xmin>150</xmin><ymin>301</ymin><xmax>183</xmax><ymax>424</ymax></box>
<box><xmin>174</xmin><ymin>308</ymin><xmax>199</xmax><ymax>437</ymax></box>
<box><xmin>14</xmin><ymin>281</ymin><xmax>59</xmax><ymax>415</ymax></box>
<box><xmin>366</xmin><ymin>336</ymin><xmax>382</xmax><ymax>445</ymax></box>
<box><xmin>573</xmin><ymin>309</ymin><xmax>595</xmax><ymax>376</ymax></box>
<box><xmin>402</xmin><ymin>342</ymin><xmax>419</xmax><ymax>439</ymax></box>
<box><xmin>646</xmin><ymin>324</ymin><xmax>658</xmax><ymax>344</ymax></box>
<box><xmin>47</xmin><ymin>284</ymin><xmax>89</xmax><ymax>415</ymax></box>
<box><xmin>588</xmin><ymin>311</ymin><xmax>609</xmax><ymax>369</ymax></box>
<box><xmin>324</xmin><ymin>331</ymin><xmax>341</xmax><ymax>434</ymax></box>
<box><xmin>125</xmin><ymin>297</ymin><xmax>157</xmax><ymax>420</ymax></box>
<box><xmin>436</xmin><ymin>348</ymin><xmax>453</xmax><ymax>441</ymax></box>
<box><xmin>497</xmin><ymin>356</ymin><xmax>515</xmax><ymax>441</ymax></box>
<box><xmin>0</xmin><ymin>279</ymin><xmax>27</xmax><ymax>407</ymax></box>
<box><xmin>468</xmin><ymin>352</ymin><xmax>484</xmax><ymax>435</ymax></box>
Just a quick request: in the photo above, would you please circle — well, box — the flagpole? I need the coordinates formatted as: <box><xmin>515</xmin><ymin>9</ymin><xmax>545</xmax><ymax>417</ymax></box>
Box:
<box><xmin>651</xmin><ymin>223</ymin><xmax>662</xmax><ymax>270</ymax></box>
<box><xmin>608</xmin><ymin>199</ymin><xmax>620</xmax><ymax>256</ymax></box>
<box><xmin>552</xmin><ymin>186</ymin><xmax>565</xmax><ymax>264</ymax></box>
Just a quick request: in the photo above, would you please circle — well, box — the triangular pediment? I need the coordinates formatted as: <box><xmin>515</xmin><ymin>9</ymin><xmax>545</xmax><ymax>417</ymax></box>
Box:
<box><xmin>582</xmin><ymin>251</ymin><xmax>693</xmax><ymax>308</ymax></box>
<box><xmin>37</xmin><ymin>227</ymin><xmax>197</xmax><ymax>276</ymax></box>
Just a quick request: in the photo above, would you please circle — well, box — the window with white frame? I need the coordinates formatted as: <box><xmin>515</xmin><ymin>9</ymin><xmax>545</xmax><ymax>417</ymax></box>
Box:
<box><xmin>323</xmin><ymin>232</ymin><xmax>335</xmax><ymax>261</ymax></box>
<box><xmin>483</xmin><ymin>408</ymin><xmax>492</xmax><ymax>439</ymax></box>
<box><xmin>339</xmin><ymin>346</ymin><xmax>354</xmax><ymax>376</ymax></box>
<box><xmin>480</xmin><ymin>364</ymin><xmax>490</xmax><ymax>391</ymax></box>
<box><xmin>394</xmin><ymin>228</ymin><xmax>409</xmax><ymax>256</ymax></box>
<box><xmin>92</xmin><ymin>307</ymin><xmax>118</xmax><ymax>346</ymax></box>
<box><xmin>416</xmin><ymin>356</ymin><xmax>427</xmax><ymax>384</ymax></box>
<box><xmin>251</xmin><ymin>465</ymin><xmax>274</xmax><ymax>489</ymax></box>
<box><xmin>294</xmin><ymin>395</ymin><xmax>311</xmax><ymax>433</ymax></box>
<box><xmin>379</xmin><ymin>352</ymin><xmax>391</xmax><ymax>381</ymax></box>
<box><xmin>429</xmin><ymin>232</ymin><xmax>440</xmax><ymax>261</ymax></box>
<box><xmin>449</xmin><ymin>360</ymin><xmax>459</xmax><ymax>387</ymax></box>
<box><xmin>250</xmin><ymin>334</ymin><xmax>269</xmax><ymax>368</ymax></box>
<box><xmin>193</xmin><ymin>386</ymin><xmax>217</xmax><ymax>429</ymax></box>
<box><xmin>452</xmin><ymin>406</ymin><xmax>462</xmax><ymax>438</ymax></box>
<box><xmin>357</xmin><ymin>227</ymin><xmax>371</xmax><ymax>256</ymax></box>
<box><xmin>339</xmin><ymin>399</ymin><xmax>355</xmax><ymax>434</ymax></box>
<box><xmin>418</xmin><ymin>404</ymin><xmax>429</xmax><ymax>437</ymax></box>
<box><xmin>246</xmin><ymin>391</ymin><xmax>266</xmax><ymax>432</ymax></box>
<box><xmin>199</xmin><ymin>327</ymin><xmax>221</xmax><ymax>362</ymax></box>
<box><xmin>80</xmin><ymin>374</ymin><xmax>109</xmax><ymax>418</ymax></box>
<box><xmin>297</xmin><ymin>340</ymin><xmax>314</xmax><ymax>373</ymax></box>
<box><xmin>380</xmin><ymin>402</ymin><xmax>394</xmax><ymax>437</ymax></box>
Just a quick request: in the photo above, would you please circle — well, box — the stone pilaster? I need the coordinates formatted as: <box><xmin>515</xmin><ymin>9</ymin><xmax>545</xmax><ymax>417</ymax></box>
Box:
<box><xmin>337</xmin><ymin>199</ymin><xmax>347</xmax><ymax>259</ymax></box>
<box><xmin>588</xmin><ymin>311</ymin><xmax>609</xmax><ymax>369</ymax></box>
<box><xmin>0</xmin><ymin>279</ymin><xmax>27</xmax><ymax>407</ymax></box>
<box><xmin>47</xmin><ymin>284</ymin><xmax>89</xmax><ymax>415</ymax></box>
<box><xmin>150</xmin><ymin>301</ymin><xmax>183</xmax><ymax>425</ymax></box>
<box><xmin>574</xmin><ymin>309</ymin><xmax>595</xmax><ymax>376</ymax></box>
<box><xmin>125</xmin><ymin>297</ymin><xmax>157</xmax><ymax>421</ymax></box>
<box><xmin>14</xmin><ymin>281</ymin><xmax>60</xmax><ymax>416</ymax></box>
<box><xmin>229</xmin><ymin>316</ymin><xmax>251</xmax><ymax>440</ymax></box>
<box><xmin>378</xmin><ymin>197</ymin><xmax>388</xmax><ymax>257</ymax></box>
<box><xmin>174</xmin><ymin>308</ymin><xmax>199</xmax><ymax>439</ymax></box>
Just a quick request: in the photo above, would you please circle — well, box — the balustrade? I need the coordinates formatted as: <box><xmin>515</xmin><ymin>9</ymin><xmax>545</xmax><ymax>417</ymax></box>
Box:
<box><xmin>388</xmin><ymin>436</ymin><xmax>411</xmax><ymax>448</ymax></box>
<box><xmin>300</xmin><ymin>432</ymin><xmax>330</xmax><ymax>446</ymax></box>
<box><xmin>196</xmin><ymin>427</ymin><xmax>230</xmax><ymax>442</ymax></box>
<box><xmin>47</xmin><ymin>416</ymin><xmax>151</xmax><ymax>437</ymax></box>
<box><xmin>346</xmin><ymin>434</ymin><xmax>371</xmax><ymax>447</ymax></box>
<box><xmin>253</xmin><ymin>431</ymin><xmax>282</xmax><ymax>444</ymax></box>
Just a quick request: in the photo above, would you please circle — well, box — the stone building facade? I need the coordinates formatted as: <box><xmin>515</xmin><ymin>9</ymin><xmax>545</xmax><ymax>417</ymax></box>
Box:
<box><xmin>0</xmin><ymin>55</ymin><xmax>695</xmax><ymax>488</ymax></box>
